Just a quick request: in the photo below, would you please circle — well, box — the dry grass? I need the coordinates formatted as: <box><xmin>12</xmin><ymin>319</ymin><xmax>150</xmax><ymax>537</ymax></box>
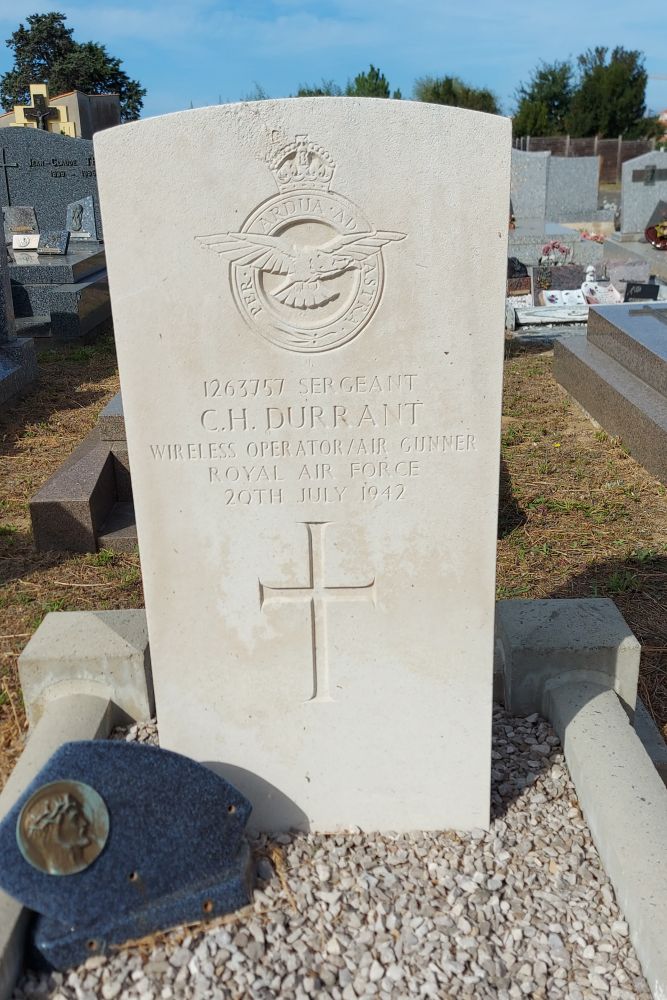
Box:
<box><xmin>499</xmin><ymin>341</ymin><xmax>667</xmax><ymax>736</ymax></box>
<box><xmin>0</xmin><ymin>324</ymin><xmax>143</xmax><ymax>785</ymax></box>
<box><xmin>0</xmin><ymin>335</ymin><xmax>665</xmax><ymax>788</ymax></box>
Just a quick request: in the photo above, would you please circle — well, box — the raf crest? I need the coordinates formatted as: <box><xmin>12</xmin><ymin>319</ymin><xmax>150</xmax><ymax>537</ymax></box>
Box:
<box><xmin>197</xmin><ymin>135</ymin><xmax>406</xmax><ymax>354</ymax></box>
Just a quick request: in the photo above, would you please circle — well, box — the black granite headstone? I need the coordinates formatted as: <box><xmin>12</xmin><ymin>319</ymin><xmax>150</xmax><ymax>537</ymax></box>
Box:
<box><xmin>0</xmin><ymin>741</ymin><xmax>254</xmax><ymax>969</ymax></box>
<box><xmin>0</xmin><ymin>130</ymin><xmax>102</xmax><ymax>238</ymax></box>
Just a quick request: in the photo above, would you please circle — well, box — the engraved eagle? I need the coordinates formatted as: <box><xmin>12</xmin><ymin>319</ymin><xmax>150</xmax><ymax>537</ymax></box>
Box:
<box><xmin>197</xmin><ymin>230</ymin><xmax>405</xmax><ymax>309</ymax></box>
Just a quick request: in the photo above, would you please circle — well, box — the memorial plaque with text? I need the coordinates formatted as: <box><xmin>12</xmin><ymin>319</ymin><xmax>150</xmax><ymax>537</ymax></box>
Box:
<box><xmin>95</xmin><ymin>100</ymin><xmax>510</xmax><ymax>832</ymax></box>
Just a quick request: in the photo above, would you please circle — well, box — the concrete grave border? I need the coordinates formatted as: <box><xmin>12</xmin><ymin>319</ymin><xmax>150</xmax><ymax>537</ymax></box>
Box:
<box><xmin>0</xmin><ymin>599</ymin><xmax>666</xmax><ymax>999</ymax></box>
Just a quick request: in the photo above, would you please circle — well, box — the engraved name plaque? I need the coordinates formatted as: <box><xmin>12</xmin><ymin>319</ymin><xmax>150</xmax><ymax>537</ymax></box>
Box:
<box><xmin>95</xmin><ymin>100</ymin><xmax>511</xmax><ymax>832</ymax></box>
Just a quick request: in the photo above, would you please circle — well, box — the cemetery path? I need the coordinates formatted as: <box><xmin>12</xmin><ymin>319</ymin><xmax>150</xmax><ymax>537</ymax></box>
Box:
<box><xmin>0</xmin><ymin>339</ymin><xmax>665</xmax><ymax>790</ymax></box>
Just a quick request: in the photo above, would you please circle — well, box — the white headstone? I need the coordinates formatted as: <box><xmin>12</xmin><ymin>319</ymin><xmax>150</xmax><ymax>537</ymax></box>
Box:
<box><xmin>95</xmin><ymin>99</ymin><xmax>511</xmax><ymax>833</ymax></box>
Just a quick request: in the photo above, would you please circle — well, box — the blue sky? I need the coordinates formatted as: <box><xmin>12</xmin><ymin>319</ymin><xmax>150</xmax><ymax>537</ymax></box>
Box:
<box><xmin>0</xmin><ymin>0</ymin><xmax>666</xmax><ymax>120</ymax></box>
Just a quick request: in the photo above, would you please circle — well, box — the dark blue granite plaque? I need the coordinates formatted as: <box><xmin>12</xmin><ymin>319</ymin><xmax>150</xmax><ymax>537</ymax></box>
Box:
<box><xmin>0</xmin><ymin>741</ymin><xmax>254</xmax><ymax>969</ymax></box>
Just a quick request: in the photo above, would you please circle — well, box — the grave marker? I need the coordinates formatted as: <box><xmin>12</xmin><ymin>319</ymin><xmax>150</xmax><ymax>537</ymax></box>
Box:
<box><xmin>95</xmin><ymin>100</ymin><xmax>511</xmax><ymax>832</ymax></box>
<box><xmin>0</xmin><ymin>128</ymin><xmax>102</xmax><ymax>237</ymax></box>
<box><xmin>621</xmin><ymin>150</ymin><xmax>667</xmax><ymax>236</ymax></box>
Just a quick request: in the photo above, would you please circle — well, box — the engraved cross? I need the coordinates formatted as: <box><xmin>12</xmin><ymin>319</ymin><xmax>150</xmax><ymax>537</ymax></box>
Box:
<box><xmin>259</xmin><ymin>522</ymin><xmax>376</xmax><ymax>703</ymax></box>
<box><xmin>629</xmin><ymin>305</ymin><xmax>667</xmax><ymax>327</ymax></box>
<box><xmin>0</xmin><ymin>148</ymin><xmax>19</xmax><ymax>205</ymax></box>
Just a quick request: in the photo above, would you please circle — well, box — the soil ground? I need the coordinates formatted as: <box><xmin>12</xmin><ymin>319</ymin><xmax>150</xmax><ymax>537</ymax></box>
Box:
<box><xmin>0</xmin><ymin>333</ymin><xmax>665</xmax><ymax>787</ymax></box>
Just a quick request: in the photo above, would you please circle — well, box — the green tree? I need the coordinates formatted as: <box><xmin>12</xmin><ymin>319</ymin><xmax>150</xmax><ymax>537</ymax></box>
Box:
<box><xmin>296</xmin><ymin>79</ymin><xmax>342</xmax><ymax>97</ymax></box>
<box><xmin>566</xmin><ymin>47</ymin><xmax>651</xmax><ymax>138</ymax></box>
<box><xmin>346</xmin><ymin>65</ymin><xmax>401</xmax><ymax>99</ymax></box>
<box><xmin>414</xmin><ymin>75</ymin><xmax>499</xmax><ymax>114</ymax></box>
<box><xmin>512</xmin><ymin>60</ymin><xmax>573</xmax><ymax>136</ymax></box>
<box><xmin>1</xmin><ymin>11</ymin><xmax>145</xmax><ymax>122</ymax></box>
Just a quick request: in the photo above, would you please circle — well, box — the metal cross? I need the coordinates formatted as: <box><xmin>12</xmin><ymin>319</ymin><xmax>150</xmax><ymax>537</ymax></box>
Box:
<box><xmin>632</xmin><ymin>165</ymin><xmax>667</xmax><ymax>186</ymax></box>
<box><xmin>628</xmin><ymin>305</ymin><xmax>667</xmax><ymax>327</ymax></box>
<box><xmin>0</xmin><ymin>148</ymin><xmax>19</xmax><ymax>205</ymax></box>
<box><xmin>259</xmin><ymin>521</ymin><xmax>376</xmax><ymax>703</ymax></box>
<box><xmin>22</xmin><ymin>94</ymin><xmax>59</xmax><ymax>131</ymax></box>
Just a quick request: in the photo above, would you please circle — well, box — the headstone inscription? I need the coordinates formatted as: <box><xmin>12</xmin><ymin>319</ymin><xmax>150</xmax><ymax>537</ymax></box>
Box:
<box><xmin>95</xmin><ymin>100</ymin><xmax>511</xmax><ymax>832</ymax></box>
<box><xmin>0</xmin><ymin>128</ymin><xmax>102</xmax><ymax>238</ymax></box>
<box><xmin>0</xmin><ymin>741</ymin><xmax>253</xmax><ymax>968</ymax></box>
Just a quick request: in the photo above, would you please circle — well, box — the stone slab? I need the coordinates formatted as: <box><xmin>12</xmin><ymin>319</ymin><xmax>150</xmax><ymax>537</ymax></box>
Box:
<box><xmin>621</xmin><ymin>149</ymin><xmax>667</xmax><ymax>236</ymax></box>
<box><xmin>95</xmin><ymin>99</ymin><xmax>511</xmax><ymax>833</ymax></box>
<box><xmin>587</xmin><ymin>303</ymin><xmax>667</xmax><ymax>396</ymax></box>
<box><xmin>97</xmin><ymin>502</ymin><xmax>137</xmax><ymax>552</ymax></box>
<box><xmin>18</xmin><ymin>609</ymin><xmax>154</xmax><ymax>728</ymax></box>
<box><xmin>495</xmin><ymin>598</ymin><xmax>640</xmax><ymax>718</ymax></box>
<box><xmin>554</xmin><ymin>335</ymin><xmax>667</xmax><ymax>483</ymax></box>
<box><xmin>11</xmin><ymin>269</ymin><xmax>110</xmax><ymax>341</ymax></box>
<box><xmin>0</xmin><ymin>130</ymin><xmax>102</xmax><ymax>238</ymax></box>
<box><xmin>98</xmin><ymin>391</ymin><xmax>126</xmax><ymax>442</ymax></box>
<box><xmin>30</xmin><ymin>434</ymin><xmax>115</xmax><ymax>551</ymax></box>
<box><xmin>546</xmin><ymin>156</ymin><xmax>599</xmax><ymax>223</ymax></box>
<box><xmin>9</xmin><ymin>246</ymin><xmax>105</xmax><ymax>285</ymax></box>
<box><xmin>0</xmin><ymin>741</ymin><xmax>253</xmax><ymax>969</ymax></box>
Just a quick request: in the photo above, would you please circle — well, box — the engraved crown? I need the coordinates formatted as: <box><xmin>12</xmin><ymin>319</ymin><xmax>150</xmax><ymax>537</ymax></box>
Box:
<box><xmin>270</xmin><ymin>135</ymin><xmax>335</xmax><ymax>192</ymax></box>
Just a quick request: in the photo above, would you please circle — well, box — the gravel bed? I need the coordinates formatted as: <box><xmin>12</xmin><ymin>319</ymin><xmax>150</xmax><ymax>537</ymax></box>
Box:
<box><xmin>14</xmin><ymin>707</ymin><xmax>650</xmax><ymax>999</ymax></box>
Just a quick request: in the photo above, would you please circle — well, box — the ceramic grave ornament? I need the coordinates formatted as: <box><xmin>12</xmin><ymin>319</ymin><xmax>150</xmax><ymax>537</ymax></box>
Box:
<box><xmin>0</xmin><ymin>741</ymin><xmax>253</xmax><ymax>968</ymax></box>
<box><xmin>95</xmin><ymin>99</ymin><xmax>511</xmax><ymax>833</ymax></box>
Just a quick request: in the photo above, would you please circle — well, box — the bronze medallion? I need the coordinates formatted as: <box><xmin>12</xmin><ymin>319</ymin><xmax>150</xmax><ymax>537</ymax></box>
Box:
<box><xmin>16</xmin><ymin>780</ymin><xmax>109</xmax><ymax>876</ymax></box>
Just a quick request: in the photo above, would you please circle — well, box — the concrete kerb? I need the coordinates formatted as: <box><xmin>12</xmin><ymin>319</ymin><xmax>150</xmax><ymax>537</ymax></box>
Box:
<box><xmin>497</xmin><ymin>597</ymin><xmax>667</xmax><ymax>999</ymax></box>
<box><xmin>1</xmin><ymin>601</ymin><xmax>667</xmax><ymax>997</ymax></box>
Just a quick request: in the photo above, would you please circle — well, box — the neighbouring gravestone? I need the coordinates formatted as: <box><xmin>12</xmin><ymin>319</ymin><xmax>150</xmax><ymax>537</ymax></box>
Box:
<box><xmin>0</xmin><ymin>129</ymin><xmax>102</xmax><ymax>237</ymax></box>
<box><xmin>0</xmin><ymin>132</ymin><xmax>110</xmax><ymax>342</ymax></box>
<box><xmin>0</xmin><ymin>741</ymin><xmax>253</xmax><ymax>967</ymax></box>
<box><xmin>95</xmin><ymin>100</ymin><xmax>511</xmax><ymax>832</ymax></box>
<box><xmin>546</xmin><ymin>156</ymin><xmax>601</xmax><ymax>222</ymax></box>
<box><xmin>621</xmin><ymin>149</ymin><xmax>667</xmax><ymax>238</ymax></box>
<box><xmin>510</xmin><ymin>149</ymin><xmax>549</xmax><ymax>231</ymax></box>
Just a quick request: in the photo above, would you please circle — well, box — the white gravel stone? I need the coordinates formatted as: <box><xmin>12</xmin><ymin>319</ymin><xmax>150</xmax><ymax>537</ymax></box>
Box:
<box><xmin>13</xmin><ymin>707</ymin><xmax>651</xmax><ymax>999</ymax></box>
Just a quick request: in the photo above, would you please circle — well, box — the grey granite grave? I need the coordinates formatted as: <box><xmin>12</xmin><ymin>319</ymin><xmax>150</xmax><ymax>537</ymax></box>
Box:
<box><xmin>0</xmin><ymin>245</ymin><xmax>37</xmax><ymax>405</ymax></box>
<box><xmin>1</xmin><ymin>130</ymin><xmax>109</xmax><ymax>342</ymax></box>
<box><xmin>546</xmin><ymin>156</ymin><xmax>609</xmax><ymax>223</ymax></box>
<box><xmin>620</xmin><ymin>149</ymin><xmax>667</xmax><ymax>239</ymax></box>
<box><xmin>0</xmin><ymin>130</ymin><xmax>102</xmax><ymax>238</ymax></box>
<box><xmin>31</xmin><ymin>391</ymin><xmax>137</xmax><ymax>552</ymax></box>
<box><xmin>0</xmin><ymin>740</ymin><xmax>253</xmax><ymax>968</ymax></box>
<box><xmin>11</xmin><ymin>252</ymin><xmax>110</xmax><ymax>344</ymax></box>
<box><xmin>510</xmin><ymin>149</ymin><xmax>549</xmax><ymax>232</ymax></box>
<box><xmin>554</xmin><ymin>303</ymin><xmax>667</xmax><ymax>482</ymax></box>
